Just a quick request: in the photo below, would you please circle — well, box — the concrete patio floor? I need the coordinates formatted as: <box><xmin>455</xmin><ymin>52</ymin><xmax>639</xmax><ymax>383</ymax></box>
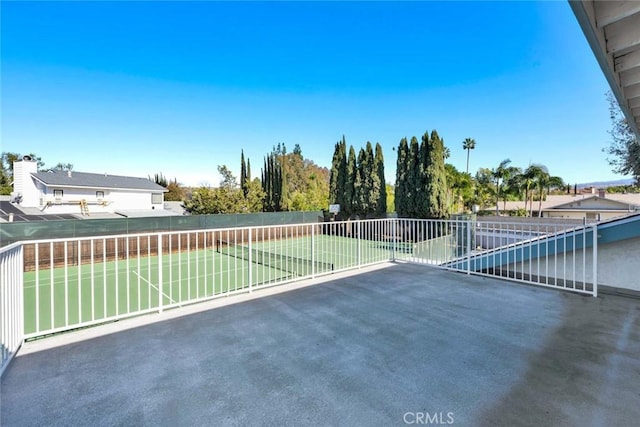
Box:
<box><xmin>2</xmin><ymin>263</ymin><xmax>639</xmax><ymax>426</ymax></box>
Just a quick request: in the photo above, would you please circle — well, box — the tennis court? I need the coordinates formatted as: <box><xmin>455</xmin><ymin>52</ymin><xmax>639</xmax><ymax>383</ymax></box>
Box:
<box><xmin>23</xmin><ymin>232</ymin><xmax>393</xmax><ymax>336</ymax></box>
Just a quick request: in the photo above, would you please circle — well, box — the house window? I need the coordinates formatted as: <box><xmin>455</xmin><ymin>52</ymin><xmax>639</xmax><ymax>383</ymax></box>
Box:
<box><xmin>53</xmin><ymin>189</ymin><xmax>63</xmax><ymax>199</ymax></box>
<box><xmin>151</xmin><ymin>193</ymin><xmax>163</xmax><ymax>204</ymax></box>
<box><xmin>96</xmin><ymin>191</ymin><xmax>104</xmax><ymax>199</ymax></box>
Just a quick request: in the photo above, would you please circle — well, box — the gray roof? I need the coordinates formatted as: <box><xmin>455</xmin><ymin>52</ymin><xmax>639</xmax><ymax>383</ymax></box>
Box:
<box><xmin>31</xmin><ymin>170</ymin><xmax>167</xmax><ymax>192</ymax></box>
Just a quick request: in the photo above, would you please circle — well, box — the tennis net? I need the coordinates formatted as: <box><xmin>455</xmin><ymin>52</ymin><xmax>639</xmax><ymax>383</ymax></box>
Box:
<box><xmin>216</xmin><ymin>240</ymin><xmax>334</xmax><ymax>277</ymax></box>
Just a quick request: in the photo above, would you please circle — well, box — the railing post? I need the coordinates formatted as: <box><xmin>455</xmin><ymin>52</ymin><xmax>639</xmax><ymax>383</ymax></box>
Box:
<box><xmin>311</xmin><ymin>224</ymin><xmax>315</xmax><ymax>278</ymax></box>
<box><xmin>391</xmin><ymin>218</ymin><xmax>397</xmax><ymax>262</ymax></box>
<box><xmin>248</xmin><ymin>228</ymin><xmax>253</xmax><ymax>293</ymax></box>
<box><xmin>466</xmin><ymin>219</ymin><xmax>471</xmax><ymax>275</ymax></box>
<box><xmin>592</xmin><ymin>224</ymin><xmax>598</xmax><ymax>297</ymax></box>
<box><xmin>158</xmin><ymin>233</ymin><xmax>163</xmax><ymax>313</ymax></box>
<box><xmin>357</xmin><ymin>220</ymin><xmax>362</xmax><ymax>268</ymax></box>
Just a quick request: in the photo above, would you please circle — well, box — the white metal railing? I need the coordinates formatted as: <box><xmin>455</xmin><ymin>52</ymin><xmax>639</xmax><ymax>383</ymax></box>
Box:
<box><xmin>19</xmin><ymin>220</ymin><xmax>396</xmax><ymax>339</ymax></box>
<box><xmin>0</xmin><ymin>217</ymin><xmax>599</xmax><ymax>375</ymax></box>
<box><xmin>394</xmin><ymin>219</ymin><xmax>597</xmax><ymax>296</ymax></box>
<box><xmin>469</xmin><ymin>220</ymin><xmax>598</xmax><ymax>296</ymax></box>
<box><xmin>1</xmin><ymin>242</ymin><xmax>24</xmax><ymax>377</ymax></box>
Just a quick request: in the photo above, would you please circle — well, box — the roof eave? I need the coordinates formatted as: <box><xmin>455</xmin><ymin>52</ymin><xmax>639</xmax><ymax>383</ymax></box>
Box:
<box><xmin>30</xmin><ymin>174</ymin><xmax>168</xmax><ymax>192</ymax></box>
<box><xmin>569</xmin><ymin>1</ymin><xmax>640</xmax><ymax>139</ymax></box>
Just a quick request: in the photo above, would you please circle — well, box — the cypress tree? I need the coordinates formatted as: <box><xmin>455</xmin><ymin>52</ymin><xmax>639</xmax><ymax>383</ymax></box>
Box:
<box><xmin>344</xmin><ymin>146</ymin><xmax>357</xmax><ymax>218</ymax></box>
<box><xmin>364</xmin><ymin>141</ymin><xmax>376</xmax><ymax>218</ymax></box>
<box><xmin>417</xmin><ymin>132</ymin><xmax>430</xmax><ymax>218</ymax></box>
<box><xmin>337</xmin><ymin>137</ymin><xmax>347</xmax><ymax>214</ymax></box>
<box><xmin>261</xmin><ymin>153</ymin><xmax>284</xmax><ymax>212</ymax></box>
<box><xmin>329</xmin><ymin>137</ymin><xmax>347</xmax><ymax>208</ymax></box>
<box><xmin>374</xmin><ymin>143</ymin><xmax>387</xmax><ymax>216</ymax></box>
<box><xmin>353</xmin><ymin>148</ymin><xmax>366</xmax><ymax>217</ymax></box>
<box><xmin>272</xmin><ymin>153</ymin><xmax>281</xmax><ymax>211</ymax></box>
<box><xmin>278</xmin><ymin>155</ymin><xmax>287</xmax><ymax>211</ymax></box>
<box><xmin>406</xmin><ymin>136</ymin><xmax>420</xmax><ymax>217</ymax></box>
<box><xmin>240</xmin><ymin>150</ymin><xmax>248</xmax><ymax>197</ymax></box>
<box><xmin>395</xmin><ymin>138</ymin><xmax>409</xmax><ymax>216</ymax></box>
<box><xmin>425</xmin><ymin>130</ymin><xmax>448</xmax><ymax>219</ymax></box>
<box><xmin>262</xmin><ymin>157</ymin><xmax>272</xmax><ymax>211</ymax></box>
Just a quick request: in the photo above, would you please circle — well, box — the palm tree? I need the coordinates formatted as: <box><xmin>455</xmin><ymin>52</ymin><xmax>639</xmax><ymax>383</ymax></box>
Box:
<box><xmin>443</xmin><ymin>146</ymin><xmax>451</xmax><ymax>161</ymax></box>
<box><xmin>546</xmin><ymin>176</ymin><xmax>565</xmax><ymax>196</ymax></box>
<box><xmin>491</xmin><ymin>159</ymin><xmax>512</xmax><ymax>215</ymax></box>
<box><xmin>462</xmin><ymin>138</ymin><xmax>476</xmax><ymax>174</ymax></box>
<box><xmin>501</xmin><ymin>167</ymin><xmax>523</xmax><ymax>212</ymax></box>
<box><xmin>518</xmin><ymin>170</ymin><xmax>536</xmax><ymax>215</ymax></box>
<box><xmin>524</xmin><ymin>164</ymin><xmax>550</xmax><ymax>217</ymax></box>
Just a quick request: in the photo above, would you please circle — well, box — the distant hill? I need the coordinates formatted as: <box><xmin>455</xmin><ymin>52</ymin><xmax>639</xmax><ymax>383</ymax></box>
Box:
<box><xmin>577</xmin><ymin>178</ymin><xmax>635</xmax><ymax>189</ymax></box>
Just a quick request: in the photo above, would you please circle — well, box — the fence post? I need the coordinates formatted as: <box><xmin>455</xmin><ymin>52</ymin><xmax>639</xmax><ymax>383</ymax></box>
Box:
<box><xmin>311</xmin><ymin>224</ymin><xmax>315</xmax><ymax>278</ymax></box>
<box><xmin>158</xmin><ymin>233</ymin><xmax>163</xmax><ymax>313</ymax></box>
<box><xmin>248</xmin><ymin>228</ymin><xmax>253</xmax><ymax>293</ymax></box>
<box><xmin>592</xmin><ymin>224</ymin><xmax>598</xmax><ymax>297</ymax></box>
<box><xmin>357</xmin><ymin>220</ymin><xmax>362</xmax><ymax>268</ymax></box>
<box><xmin>466</xmin><ymin>219</ymin><xmax>471</xmax><ymax>275</ymax></box>
<box><xmin>391</xmin><ymin>219</ymin><xmax>397</xmax><ymax>262</ymax></box>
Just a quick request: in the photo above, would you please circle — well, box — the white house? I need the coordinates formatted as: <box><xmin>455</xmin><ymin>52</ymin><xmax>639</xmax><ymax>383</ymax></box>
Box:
<box><xmin>13</xmin><ymin>157</ymin><xmax>168</xmax><ymax>215</ymax></box>
<box><xmin>500</xmin><ymin>193</ymin><xmax>640</xmax><ymax>221</ymax></box>
<box><xmin>541</xmin><ymin>195</ymin><xmax>640</xmax><ymax>221</ymax></box>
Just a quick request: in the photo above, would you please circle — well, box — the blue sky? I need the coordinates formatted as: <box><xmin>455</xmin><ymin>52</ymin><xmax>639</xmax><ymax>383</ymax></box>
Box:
<box><xmin>1</xmin><ymin>1</ymin><xmax>619</xmax><ymax>187</ymax></box>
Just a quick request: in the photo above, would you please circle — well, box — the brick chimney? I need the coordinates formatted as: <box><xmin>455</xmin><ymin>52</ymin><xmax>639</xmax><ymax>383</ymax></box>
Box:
<box><xmin>598</xmin><ymin>189</ymin><xmax>606</xmax><ymax>198</ymax></box>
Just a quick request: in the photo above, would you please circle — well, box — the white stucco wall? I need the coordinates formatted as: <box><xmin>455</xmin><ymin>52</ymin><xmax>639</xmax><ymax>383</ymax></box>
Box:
<box><xmin>514</xmin><ymin>236</ymin><xmax>640</xmax><ymax>292</ymax></box>
<box><xmin>595</xmin><ymin>237</ymin><xmax>640</xmax><ymax>292</ymax></box>
<box><xmin>40</xmin><ymin>187</ymin><xmax>164</xmax><ymax>214</ymax></box>
<box><xmin>105</xmin><ymin>189</ymin><xmax>164</xmax><ymax>211</ymax></box>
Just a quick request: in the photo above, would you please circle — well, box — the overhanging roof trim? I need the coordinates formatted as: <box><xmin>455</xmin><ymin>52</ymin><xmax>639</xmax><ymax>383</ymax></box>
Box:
<box><xmin>31</xmin><ymin>170</ymin><xmax>168</xmax><ymax>192</ymax></box>
<box><xmin>569</xmin><ymin>1</ymin><xmax>640</xmax><ymax>138</ymax></box>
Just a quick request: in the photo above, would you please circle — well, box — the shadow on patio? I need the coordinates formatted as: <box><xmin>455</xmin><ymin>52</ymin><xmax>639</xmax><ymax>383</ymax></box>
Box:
<box><xmin>2</xmin><ymin>263</ymin><xmax>639</xmax><ymax>426</ymax></box>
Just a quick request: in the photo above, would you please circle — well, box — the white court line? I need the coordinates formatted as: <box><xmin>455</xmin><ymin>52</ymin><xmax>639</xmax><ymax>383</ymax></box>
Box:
<box><xmin>132</xmin><ymin>270</ymin><xmax>178</xmax><ymax>305</ymax></box>
<box><xmin>22</xmin><ymin>264</ymin><xmax>255</xmax><ymax>289</ymax></box>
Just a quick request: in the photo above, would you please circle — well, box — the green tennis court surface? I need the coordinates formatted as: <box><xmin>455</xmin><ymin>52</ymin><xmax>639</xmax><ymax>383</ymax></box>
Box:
<box><xmin>23</xmin><ymin>234</ymin><xmax>393</xmax><ymax>336</ymax></box>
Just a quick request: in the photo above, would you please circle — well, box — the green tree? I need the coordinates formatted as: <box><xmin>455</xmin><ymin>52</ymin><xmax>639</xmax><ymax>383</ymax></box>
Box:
<box><xmin>374</xmin><ymin>143</ymin><xmax>387</xmax><ymax>216</ymax></box>
<box><xmin>2</xmin><ymin>152</ymin><xmax>45</xmax><ymax>177</ymax></box>
<box><xmin>490</xmin><ymin>159</ymin><xmax>513</xmax><ymax>214</ymax></box>
<box><xmin>604</xmin><ymin>92</ymin><xmax>640</xmax><ymax>185</ymax></box>
<box><xmin>261</xmin><ymin>143</ymin><xmax>329</xmax><ymax>212</ymax></box>
<box><xmin>394</xmin><ymin>138</ymin><xmax>409</xmax><ymax>216</ymax></box>
<box><xmin>165</xmin><ymin>180</ymin><xmax>186</xmax><ymax>201</ymax></box>
<box><xmin>183</xmin><ymin>187</ymin><xmax>218</xmax><ymax>215</ymax></box>
<box><xmin>406</xmin><ymin>136</ymin><xmax>420</xmax><ymax>217</ymax></box>
<box><xmin>240</xmin><ymin>150</ymin><xmax>248</xmax><ymax>197</ymax></box>
<box><xmin>329</xmin><ymin>137</ymin><xmax>347</xmax><ymax>209</ymax></box>
<box><xmin>363</xmin><ymin>141</ymin><xmax>377</xmax><ymax>218</ymax></box>
<box><xmin>352</xmin><ymin>148</ymin><xmax>366</xmax><ymax>216</ymax></box>
<box><xmin>151</xmin><ymin>172</ymin><xmax>169</xmax><ymax>188</ymax></box>
<box><xmin>499</xmin><ymin>166</ymin><xmax>523</xmax><ymax>212</ymax></box>
<box><xmin>474</xmin><ymin>168</ymin><xmax>496</xmax><ymax>209</ymax></box>
<box><xmin>462</xmin><ymin>138</ymin><xmax>476</xmax><ymax>174</ymax></box>
<box><xmin>385</xmin><ymin>184</ymin><xmax>395</xmax><ymax>213</ymax></box>
<box><xmin>53</xmin><ymin>163</ymin><xmax>73</xmax><ymax>171</ymax></box>
<box><xmin>445</xmin><ymin>164</ymin><xmax>474</xmax><ymax>213</ymax></box>
<box><xmin>262</xmin><ymin>153</ymin><xmax>284</xmax><ymax>211</ymax></box>
<box><xmin>184</xmin><ymin>165</ymin><xmax>262</xmax><ymax>214</ymax></box>
<box><xmin>344</xmin><ymin>146</ymin><xmax>357</xmax><ymax>218</ymax></box>
<box><xmin>423</xmin><ymin>130</ymin><xmax>448</xmax><ymax>219</ymax></box>
<box><xmin>523</xmin><ymin>164</ymin><xmax>549</xmax><ymax>217</ymax></box>
<box><xmin>218</xmin><ymin>165</ymin><xmax>237</xmax><ymax>189</ymax></box>
<box><xmin>241</xmin><ymin>178</ymin><xmax>265</xmax><ymax>212</ymax></box>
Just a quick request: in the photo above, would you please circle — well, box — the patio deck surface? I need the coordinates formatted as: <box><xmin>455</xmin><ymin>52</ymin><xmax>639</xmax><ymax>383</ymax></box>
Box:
<box><xmin>2</xmin><ymin>263</ymin><xmax>639</xmax><ymax>426</ymax></box>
